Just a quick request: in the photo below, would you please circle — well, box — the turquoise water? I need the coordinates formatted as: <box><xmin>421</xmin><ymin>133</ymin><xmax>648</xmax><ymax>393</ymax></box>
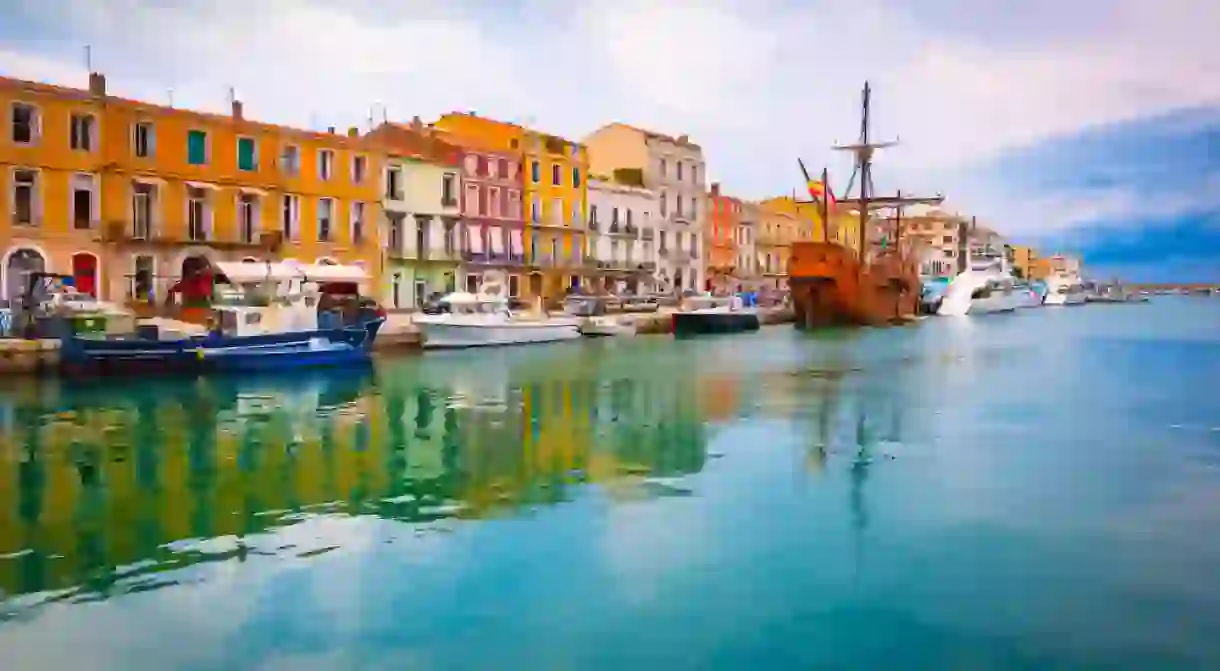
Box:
<box><xmin>2</xmin><ymin>297</ymin><xmax>1220</xmax><ymax>669</ymax></box>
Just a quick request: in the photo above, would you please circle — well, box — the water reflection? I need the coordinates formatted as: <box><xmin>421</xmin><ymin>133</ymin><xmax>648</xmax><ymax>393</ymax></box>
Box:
<box><xmin>0</xmin><ymin>363</ymin><xmax>713</xmax><ymax>618</ymax></box>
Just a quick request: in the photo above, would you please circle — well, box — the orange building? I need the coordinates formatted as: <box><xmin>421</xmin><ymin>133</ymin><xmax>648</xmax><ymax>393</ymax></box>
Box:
<box><xmin>0</xmin><ymin>71</ymin><xmax>384</xmax><ymax>305</ymax></box>
<box><xmin>706</xmin><ymin>182</ymin><xmax>740</xmax><ymax>288</ymax></box>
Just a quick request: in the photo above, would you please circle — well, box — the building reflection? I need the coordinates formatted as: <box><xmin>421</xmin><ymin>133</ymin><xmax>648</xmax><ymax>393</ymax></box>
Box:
<box><xmin>0</xmin><ymin>367</ymin><xmax>711</xmax><ymax>608</ymax></box>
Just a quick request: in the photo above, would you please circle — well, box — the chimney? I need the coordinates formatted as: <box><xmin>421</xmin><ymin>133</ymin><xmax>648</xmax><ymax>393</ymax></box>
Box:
<box><xmin>677</xmin><ymin>134</ymin><xmax>689</xmax><ymax>144</ymax></box>
<box><xmin>88</xmin><ymin>72</ymin><xmax>106</xmax><ymax>96</ymax></box>
<box><xmin>347</xmin><ymin>127</ymin><xmax>359</xmax><ymax>138</ymax></box>
<box><xmin>710</xmin><ymin>182</ymin><xmax>720</xmax><ymax>196</ymax></box>
<box><xmin>411</xmin><ymin>115</ymin><xmax>423</xmax><ymax>130</ymax></box>
<box><xmin>327</xmin><ymin>126</ymin><xmax>335</xmax><ymax>134</ymax></box>
<box><xmin>231</xmin><ymin>99</ymin><xmax>244</xmax><ymax>120</ymax></box>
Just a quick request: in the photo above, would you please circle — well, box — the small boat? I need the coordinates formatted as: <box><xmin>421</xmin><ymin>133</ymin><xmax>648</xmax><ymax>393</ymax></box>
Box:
<box><xmin>414</xmin><ymin>285</ymin><xmax>581</xmax><ymax>349</ymax></box>
<box><xmin>1012</xmin><ymin>280</ymin><xmax>1044</xmax><ymax>308</ymax></box>
<box><xmin>580</xmin><ymin>316</ymin><xmax>636</xmax><ymax>337</ymax></box>
<box><xmin>60</xmin><ymin>260</ymin><xmax>384</xmax><ymax>376</ymax></box>
<box><xmin>1044</xmin><ymin>272</ymin><xmax>1088</xmax><ymax>306</ymax></box>
<box><xmin>672</xmin><ymin>294</ymin><xmax>761</xmax><ymax>336</ymax></box>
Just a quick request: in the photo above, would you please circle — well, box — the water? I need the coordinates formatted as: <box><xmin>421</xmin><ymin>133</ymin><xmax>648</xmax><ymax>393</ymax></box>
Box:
<box><xmin>2</xmin><ymin>297</ymin><xmax>1220</xmax><ymax>670</ymax></box>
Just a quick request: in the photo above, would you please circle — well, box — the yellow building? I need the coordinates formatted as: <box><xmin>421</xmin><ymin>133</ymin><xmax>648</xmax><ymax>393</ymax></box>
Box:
<box><xmin>756</xmin><ymin>202</ymin><xmax>798</xmax><ymax>289</ymax></box>
<box><xmin>431</xmin><ymin>112</ymin><xmax>589</xmax><ymax>302</ymax></box>
<box><xmin>0</xmin><ymin>71</ymin><xmax>384</xmax><ymax>304</ymax></box>
<box><xmin>1010</xmin><ymin>244</ymin><xmax>1038</xmax><ymax>280</ymax></box>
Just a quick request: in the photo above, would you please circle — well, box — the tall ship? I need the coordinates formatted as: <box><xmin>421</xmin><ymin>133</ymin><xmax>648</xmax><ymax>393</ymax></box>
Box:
<box><xmin>788</xmin><ymin>82</ymin><xmax>944</xmax><ymax>328</ymax></box>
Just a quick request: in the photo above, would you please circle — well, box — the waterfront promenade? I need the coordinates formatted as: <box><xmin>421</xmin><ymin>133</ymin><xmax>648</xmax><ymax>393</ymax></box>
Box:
<box><xmin>2</xmin><ymin>297</ymin><xmax>1219</xmax><ymax>669</ymax></box>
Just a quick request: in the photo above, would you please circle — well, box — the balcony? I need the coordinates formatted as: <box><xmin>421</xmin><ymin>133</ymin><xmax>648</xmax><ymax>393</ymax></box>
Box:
<box><xmin>669</xmin><ymin>211</ymin><xmax>693</xmax><ymax>224</ymax></box>
<box><xmin>641</xmin><ymin>229</ymin><xmax>655</xmax><ymax>240</ymax></box>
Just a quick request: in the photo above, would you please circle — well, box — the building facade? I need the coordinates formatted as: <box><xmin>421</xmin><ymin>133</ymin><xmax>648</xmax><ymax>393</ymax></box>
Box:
<box><xmin>587</xmin><ymin>177</ymin><xmax>658</xmax><ymax>292</ymax></box>
<box><xmin>706</xmin><ymin>182</ymin><xmax>739</xmax><ymax>289</ymax></box>
<box><xmin>0</xmin><ymin>72</ymin><xmax>384</xmax><ymax>304</ymax></box>
<box><xmin>454</xmin><ymin>137</ymin><xmax>526</xmax><ymax>299</ymax></box>
<box><xmin>737</xmin><ymin>202</ymin><xmax>759</xmax><ymax>285</ymax></box>
<box><xmin>1010</xmin><ymin>244</ymin><xmax>1038</xmax><ymax>280</ymax></box>
<box><xmin>366</xmin><ymin>121</ymin><xmax>462</xmax><ymax>309</ymax></box>
<box><xmin>583</xmin><ymin>123</ymin><xmax>706</xmax><ymax>293</ymax></box>
<box><xmin>756</xmin><ymin>203</ymin><xmax>797</xmax><ymax>290</ymax></box>
<box><xmin>431</xmin><ymin>113</ymin><xmax>588</xmax><ymax>303</ymax></box>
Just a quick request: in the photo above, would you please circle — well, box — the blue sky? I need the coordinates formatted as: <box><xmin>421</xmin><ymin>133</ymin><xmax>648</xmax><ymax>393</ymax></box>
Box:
<box><xmin>2</xmin><ymin>0</ymin><xmax>1217</xmax><ymax>282</ymax></box>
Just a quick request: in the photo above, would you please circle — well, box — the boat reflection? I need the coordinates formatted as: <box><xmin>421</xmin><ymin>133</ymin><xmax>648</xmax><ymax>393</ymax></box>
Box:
<box><xmin>0</xmin><ymin>364</ymin><xmax>711</xmax><ymax>615</ymax></box>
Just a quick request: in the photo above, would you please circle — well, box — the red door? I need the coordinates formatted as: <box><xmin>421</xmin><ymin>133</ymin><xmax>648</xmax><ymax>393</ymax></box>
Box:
<box><xmin>72</xmin><ymin>253</ymin><xmax>97</xmax><ymax>296</ymax></box>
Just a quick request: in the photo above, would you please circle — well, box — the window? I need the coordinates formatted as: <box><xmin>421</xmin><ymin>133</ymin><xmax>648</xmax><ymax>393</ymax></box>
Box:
<box><xmin>590</xmin><ymin>204</ymin><xmax>598</xmax><ymax>225</ymax></box>
<box><xmin>237</xmin><ymin>137</ymin><xmax>257</xmax><ymax>171</ymax></box>
<box><xmin>317</xmin><ymin>198</ymin><xmax>334</xmax><ymax>241</ymax></box>
<box><xmin>498</xmin><ymin>159</ymin><xmax>508</xmax><ymax>179</ymax></box>
<box><xmin>552</xmin><ymin>198</ymin><xmax>563</xmax><ymax>226</ymax></box>
<box><xmin>417</xmin><ymin>218</ymin><xmax>430</xmax><ymax>255</ymax></box>
<box><xmin>318</xmin><ymin>150</ymin><xmax>334</xmax><ymax>180</ymax></box>
<box><xmin>572</xmin><ymin>201</ymin><xmax>580</xmax><ymax>226</ymax></box>
<box><xmin>626</xmin><ymin>209</ymin><xmax>634</xmax><ymax>230</ymax></box>
<box><xmin>942</xmin><ymin>235</ymin><xmax>953</xmax><ymax>244</ymax></box>
<box><xmin>466</xmin><ymin>274</ymin><xmax>479</xmax><ymax>293</ymax></box>
<box><xmin>508</xmin><ymin>191</ymin><xmax>521</xmax><ymax>220</ymax></box>
<box><xmin>70</xmin><ymin>114</ymin><xmax>95</xmax><ymax>151</ymax></box>
<box><xmin>239</xmin><ymin>193</ymin><xmax>258</xmax><ymax>243</ymax></box>
<box><xmin>386</xmin><ymin>167</ymin><xmax>403</xmax><ymax>200</ymax></box>
<box><xmin>132</xmin><ymin>181</ymin><xmax>154</xmax><ymax>238</ymax></box>
<box><xmin>187</xmin><ymin>186</ymin><xmax>208</xmax><ymax>241</ymax></box>
<box><xmin>281</xmin><ymin>194</ymin><xmax>300</xmax><ymax>240</ymax></box>
<box><xmin>659</xmin><ymin>159</ymin><xmax>666</xmax><ymax>177</ymax></box>
<box><xmin>133</xmin><ymin>122</ymin><xmax>154</xmax><ymax>158</ymax></box>
<box><xmin>388</xmin><ymin>215</ymin><xmax>403</xmax><ymax>252</ymax></box>
<box><xmin>351</xmin><ymin>202</ymin><xmax>365</xmax><ymax>245</ymax></box>
<box><xmin>530</xmin><ymin>194</ymin><xmax>541</xmax><ymax>223</ymax></box>
<box><xmin>659</xmin><ymin>192</ymin><xmax>668</xmax><ymax>217</ymax></box>
<box><xmin>692</xmin><ymin>165</ymin><xmax>699</xmax><ymax>184</ymax></box>
<box><xmin>442</xmin><ymin>173</ymin><xmax>457</xmax><ymax>206</ymax></box>
<box><xmin>531</xmin><ymin>160</ymin><xmax>540</xmax><ymax>183</ymax></box>
<box><xmin>677</xmin><ymin>194</ymin><xmax>684</xmax><ymax>218</ymax></box>
<box><xmin>489</xmin><ymin>187</ymin><xmax>501</xmax><ymax>217</ymax></box>
<box><xmin>572</xmin><ymin>167</ymin><xmax>581</xmax><ymax>188</ymax></box>
<box><xmin>11</xmin><ymin>103</ymin><xmax>37</xmax><ymax>144</ymax></box>
<box><xmin>550</xmin><ymin>238</ymin><xmax>558</xmax><ymax>260</ymax></box>
<box><xmin>187</xmin><ymin>130</ymin><xmax>208</xmax><ymax>165</ymax></box>
<box><xmin>12</xmin><ymin>169</ymin><xmax>38</xmax><ymax>226</ymax></box>
<box><xmin>133</xmin><ymin>255</ymin><xmax>154</xmax><ymax>300</ymax></box>
<box><xmin>352</xmin><ymin>155</ymin><xmax>367</xmax><ymax>183</ymax></box>
<box><xmin>71</xmin><ymin>174</ymin><xmax>94</xmax><ymax>229</ymax></box>
<box><xmin>508</xmin><ymin>275</ymin><xmax>520</xmax><ymax>298</ymax></box>
<box><xmin>677</xmin><ymin>161</ymin><xmax>684</xmax><ymax>181</ymax></box>
<box><xmin>552</xmin><ymin>164</ymin><xmax>561</xmax><ymax>186</ymax></box>
<box><xmin>280</xmin><ymin>145</ymin><xmax>300</xmax><ymax>175</ymax></box>
<box><xmin>466</xmin><ymin>183</ymin><xmax>480</xmax><ymax>216</ymax></box>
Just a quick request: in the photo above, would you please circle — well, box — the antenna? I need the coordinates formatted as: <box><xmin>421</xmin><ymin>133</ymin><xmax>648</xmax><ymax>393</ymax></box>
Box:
<box><xmin>167</xmin><ymin>88</ymin><xmax>174</xmax><ymax>107</ymax></box>
<box><xmin>84</xmin><ymin>45</ymin><xmax>92</xmax><ymax>72</ymax></box>
<box><xmin>226</xmin><ymin>86</ymin><xmax>235</xmax><ymax>105</ymax></box>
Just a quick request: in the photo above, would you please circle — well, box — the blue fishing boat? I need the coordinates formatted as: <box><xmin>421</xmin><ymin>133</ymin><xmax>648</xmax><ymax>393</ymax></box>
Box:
<box><xmin>60</xmin><ymin>260</ymin><xmax>384</xmax><ymax>377</ymax></box>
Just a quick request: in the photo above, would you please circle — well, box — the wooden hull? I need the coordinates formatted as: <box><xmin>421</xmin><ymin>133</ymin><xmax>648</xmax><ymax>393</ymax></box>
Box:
<box><xmin>789</xmin><ymin>242</ymin><xmax>920</xmax><ymax>328</ymax></box>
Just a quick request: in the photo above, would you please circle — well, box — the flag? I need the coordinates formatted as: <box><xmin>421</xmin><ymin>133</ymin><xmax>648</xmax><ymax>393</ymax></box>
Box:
<box><xmin>806</xmin><ymin>179</ymin><xmax>836</xmax><ymax>209</ymax></box>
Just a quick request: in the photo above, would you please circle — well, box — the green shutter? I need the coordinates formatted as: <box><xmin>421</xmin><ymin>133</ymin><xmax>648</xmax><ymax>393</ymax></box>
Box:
<box><xmin>237</xmin><ymin>138</ymin><xmax>255</xmax><ymax>171</ymax></box>
<box><xmin>187</xmin><ymin>130</ymin><xmax>207</xmax><ymax>165</ymax></box>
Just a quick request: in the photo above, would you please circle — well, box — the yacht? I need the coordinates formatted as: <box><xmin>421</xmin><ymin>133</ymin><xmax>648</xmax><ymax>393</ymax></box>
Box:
<box><xmin>936</xmin><ymin>256</ymin><xmax>1023</xmax><ymax>316</ymax></box>
<box><xmin>413</xmin><ymin>287</ymin><xmax>581</xmax><ymax>348</ymax></box>
<box><xmin>1043</xmin><ymin>272</ymin><xmax>1087</xmax><ymax>306</ymax></box>
<box><xmin>671</xmin><ymin>294</ymin><xmax>761</xmax><ymax>336</ymax></box>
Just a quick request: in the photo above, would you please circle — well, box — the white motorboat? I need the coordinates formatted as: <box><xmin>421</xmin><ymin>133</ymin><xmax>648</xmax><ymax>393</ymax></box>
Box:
<box><xmin>414</xmin><ymin>289</ymin><xmax>581</xmax><ymax>349</ymax></box>
<box><xmin>579</xmin><ymin>316</ymin><xmax>636</xmax><ymax>337</ymax></box>
<box><xmin>936</xmin><ymin>256</ymin><xmax>1023</xmax><ymax>316</ymax></box>
<box><xmin>1044</xmin><ymin>273</ymin><xmax>1087</xmax><ymax>306</ymax></box>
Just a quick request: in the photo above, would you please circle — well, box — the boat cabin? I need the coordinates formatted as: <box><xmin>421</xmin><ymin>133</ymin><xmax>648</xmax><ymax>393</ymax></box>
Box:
<box><xmin>436</xmin><ymin>291</ymin><xmax>513</xmax><ymax>317</ymax></box>
<box><xmin>208</xmin><ymin>261</ymin><xmax>373</xmax><ymax>338</ymax></box>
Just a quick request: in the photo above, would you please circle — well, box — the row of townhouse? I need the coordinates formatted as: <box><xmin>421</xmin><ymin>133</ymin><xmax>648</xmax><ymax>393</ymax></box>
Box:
<box><xmin>0</xmin><ymin>70</ymin><xmax>833</xmax><ymax>310</ymax></box>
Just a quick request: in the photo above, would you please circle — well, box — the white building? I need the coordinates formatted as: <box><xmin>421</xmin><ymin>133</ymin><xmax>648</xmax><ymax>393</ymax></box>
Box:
<box><xmin>587</xmin><ymin>178</ymin><xmax>659</xmax><ymax>292</ymax></box>
<box><xmin>583</xmin><ymin>123</ymin><xmax>706</xmax><ymax>293</ymax></box>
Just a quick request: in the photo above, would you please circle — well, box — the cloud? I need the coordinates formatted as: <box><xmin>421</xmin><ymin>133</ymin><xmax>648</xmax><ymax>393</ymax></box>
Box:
<box><xmin>1</xmin><ymin>0</ymin><xmax>1217</xmax><ymax>262</ymax></box>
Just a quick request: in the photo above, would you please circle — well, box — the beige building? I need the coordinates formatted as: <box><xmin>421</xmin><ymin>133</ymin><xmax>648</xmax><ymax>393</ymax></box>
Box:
<box><xmin>583</xmin><ymin>123</ymin><xmax>706</xmax><ymax>292</ymax></box>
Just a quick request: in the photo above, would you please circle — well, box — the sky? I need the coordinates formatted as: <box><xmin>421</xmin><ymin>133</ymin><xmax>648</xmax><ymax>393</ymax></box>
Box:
<box><xmin>1</xmin><ymin>0</ymin><xmax>1217</xmax><ymax>282</ymax></box>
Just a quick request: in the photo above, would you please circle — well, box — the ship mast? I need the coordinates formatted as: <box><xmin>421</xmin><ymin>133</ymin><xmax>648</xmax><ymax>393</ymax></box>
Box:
<box><xmin>830</xmin><ymin>82</ymin><xmax>944</xmax><ymax>262</ymax></box>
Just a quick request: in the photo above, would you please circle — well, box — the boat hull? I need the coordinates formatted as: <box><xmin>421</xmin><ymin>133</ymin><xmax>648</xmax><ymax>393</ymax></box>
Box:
<box><xmin>60</xmin><ymin>320</ymin><xmax>383</xmax><ymax>377</ymax></box>
<box><xmin>416</xmin><ymin>321</ymin><xmax>582</xmax><ymax>349</ymax></box>
<box><xmin>1044</xmin><ymin>292</ymin><xmax>1087</xmax><ymax>306</ymax></box>
<box><xmin>672</xmin><ymin>312</ymin><xmax>761</xmax><ymax>336</ymax></box>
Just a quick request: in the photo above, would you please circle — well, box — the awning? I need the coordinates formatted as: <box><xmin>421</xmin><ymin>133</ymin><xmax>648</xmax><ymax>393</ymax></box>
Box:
<box><xmin>132</xmin><ymin>175</ymin><xmax>166</xmax><ymax>185</ymax></box>
<box><xmin>185</xmin><ymin>181</ymin><xmax>222</xmax><ymax>191</ymax></box>
<box><xmin>239</xmin><ymin>186</ymin><xmax>270</xmax><ymax>196</ymax></box>
<box><xmin>213</xmin><ymin>260</ymin><xmax>302</xmax><ymax>284</ymax></box>
<box><xmin>299</xmin><ymin>263</ymin><xmax>370</xmax><ymax>284</ymax></box>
